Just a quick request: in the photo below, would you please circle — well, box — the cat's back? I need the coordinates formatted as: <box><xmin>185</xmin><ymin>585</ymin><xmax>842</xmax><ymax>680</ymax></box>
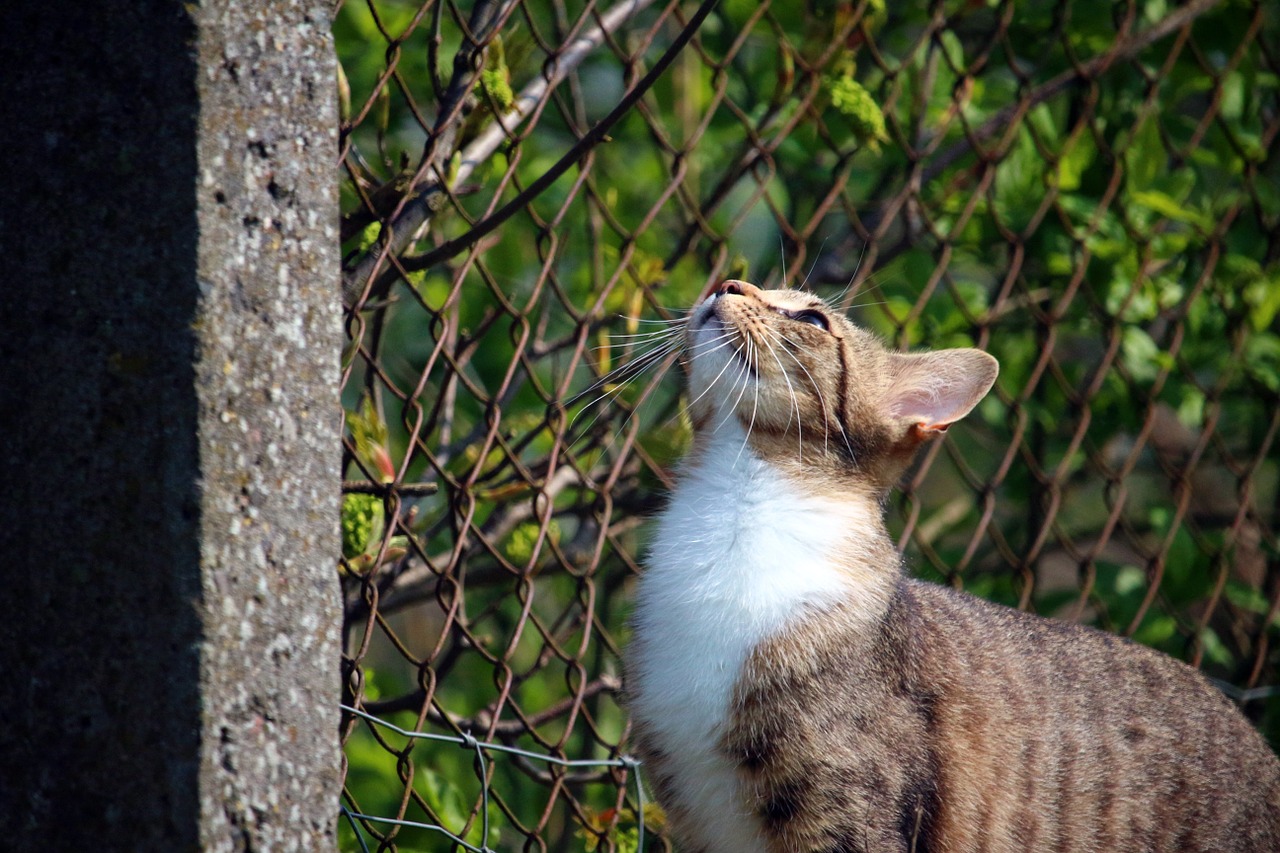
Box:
<box><xmin>733</xmin><ymin>579</ymin><xmax>1280</xmax><ymax>852</ymax></box>
<box><xmin>902</xmin><ymin>580</ymin><xmax>1280</xmax><ymax>851</ymax></box>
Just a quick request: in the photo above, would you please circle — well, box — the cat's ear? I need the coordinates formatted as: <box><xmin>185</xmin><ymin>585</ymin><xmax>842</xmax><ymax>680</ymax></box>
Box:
<box><xmin>884</xmin><ymin>349</ymin><xmax>998</xmax><ymax>441</ymax></box>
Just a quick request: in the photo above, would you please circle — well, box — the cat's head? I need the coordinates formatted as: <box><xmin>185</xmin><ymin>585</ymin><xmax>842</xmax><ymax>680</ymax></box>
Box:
<box><xmin>684</xmin><ymin>280</ymin><xmax>998</xmax><ymax>492</ymax></box>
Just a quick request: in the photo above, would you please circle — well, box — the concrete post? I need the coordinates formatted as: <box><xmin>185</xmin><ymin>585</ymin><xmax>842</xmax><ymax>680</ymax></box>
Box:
<box><xmin>0</xmin><ymin>2</ymin><xmax>343</xmax><ymax>850</ymax></box>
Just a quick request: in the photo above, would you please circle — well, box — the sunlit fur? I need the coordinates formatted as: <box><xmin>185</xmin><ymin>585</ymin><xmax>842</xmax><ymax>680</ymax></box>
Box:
<box><xmin>680</xmin><ymin>281</ymin><xmax>997</xmax><ymax>495</ymax></box>
<box><xmin>628</xmin><ymin>282</ymin><xmax>1280</xmax><ymax>853</ymax></box>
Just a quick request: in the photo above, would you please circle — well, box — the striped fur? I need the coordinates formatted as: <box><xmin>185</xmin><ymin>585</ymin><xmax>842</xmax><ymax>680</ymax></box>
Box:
<box><xmin>627</xmin><ymin>282</ymin><xmax>1280</xmax><ymax>853</ymax></box>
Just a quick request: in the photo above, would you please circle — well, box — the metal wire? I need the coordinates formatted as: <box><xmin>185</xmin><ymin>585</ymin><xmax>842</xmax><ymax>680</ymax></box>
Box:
<box><xmin>335</xmin><ymin>0</ymin><xmax>1280</xmax><ymax>848</ymax></box>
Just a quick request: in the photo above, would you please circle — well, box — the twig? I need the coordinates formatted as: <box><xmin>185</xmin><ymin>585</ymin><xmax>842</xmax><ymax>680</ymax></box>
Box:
<box><xmin>342</xmin><ymin>480</ymin><xmax>440</xmax><ymax>496</ymax></box>
<box><xmin>399</xmin><ymin>0</ymin><xmax>722</xmax><ymax>275</ymax></box>
<box><xmin>342</xmin><ymin>0</ymin><xmax>665</xmax><ymax>305</ymax></box>
<box><xmin>340</xmin><ymin>0</ymin><xmax>519</xmax><ymax>303</ymax></box>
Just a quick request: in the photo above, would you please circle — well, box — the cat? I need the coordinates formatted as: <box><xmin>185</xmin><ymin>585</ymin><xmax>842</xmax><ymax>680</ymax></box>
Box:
<box><xmin>625</xmin><ymin>280</ymin><xmax>1280</xmax><ymax>853</ymax></box>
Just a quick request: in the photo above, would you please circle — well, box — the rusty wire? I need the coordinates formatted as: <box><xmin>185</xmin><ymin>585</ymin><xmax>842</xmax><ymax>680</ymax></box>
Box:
<box><xmin>334</xmin><ymin>0</ymin><xmax>1280</xmax><ymax>849</ymax></box>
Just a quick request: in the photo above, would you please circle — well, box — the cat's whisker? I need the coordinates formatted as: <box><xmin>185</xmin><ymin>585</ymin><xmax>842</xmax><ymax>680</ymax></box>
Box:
<box><xmin>833</xmin><ymin>269</ymin><xmax>895</xmax><ymax>317</ymax></box>
<box><xmin>800</xmin><ymin>236</ymin><xmax>832</xmax><ymax>291</ymax></box>
<box><xmin>604</xmin><ymin>365</ymin><xmax>676</xmax><ymax>452</ymax></box>
<box><xmin>602</xmin><ymin>326</ymin><xmax>687</xmax><ymax>339</ymax></box>
<box><xmin>593</xmin><ymin>335</ymin><xmax>680</xmax><ymax>348</ymax></box>
<box><xmin>590</xmin><ymin>332</ymin><xmax>681</xmax><ymax>354</ymax></box>
<box><xmin>588</xmin><ymin>345</ymin><xmax>687</xmax><ymax>460</ymax></box>
<box><xmin>620</xmin><ymin>314</ymin><xmax>689</xmax><ymax>325</ymax></box>
<box><xmin>759</xmin><ymin>323</ymin><xmax>841</xmax><ymax>461</ymax></box>
<box><xmin>734</xmin><ymin>337</ymin><xmax>762</xmax><ymax>468</ymax></box>
<box><xmin>568</xmin><ymin>339</ymin><xmax>681</xmax><ymax>410</ymax></box>
<box><xmin>682</xmin><ymin>334</ymin><xmax>746</xmax><ymax>420</ymax></box>
<box><xmin>641</xmin><ymin>333</ymin><xmax>741</xmax><ymax>438</ymax></box>
<box><xmin>589</xmin><ymin>336</ymin><xmax>678</xmax><ymax>378</ymax></box>
<box><xmin>777</xmin><ymin>229</ymin><xmax>789</xmax><ymax>289</ymax></box>
<box><xmin>845</xmin><ymin>298</ymin><xmax>888</xmax><ymax>312</ymax></box>
<box><xmin>778</xmin><ymin>339</ymin><xmax>856</xmax><ymax>462</ymax></box>
<box><xmin>673</xmin><ymin>333</ymin><xmax>739</xmax><ymax>379</ymax></box>
<box><xmin>715</xmin><ymin>339</ymin><xmax>755</xmax><ymax>439</ymax></box>
<box><xmin>756</xmin><ymin>325</ymin><xmax>805</xmax><ymax>463</ymax></box>
<box><xmin>827</xmin><ymin>239</ymin><xmax>870</xmax><ymax>306</ymax></box>
<box><xmin>589</xmin><ymin>340</ymin><xmax>681</xmax><ymax>360</ymax></box>
<box><xmin>598</xmin><ymin>330</ymin><xmax>686</xmax><ymax>373</ymax></box>
<box><xmin>593</xmin><ymin>336</ymin><xmax>678</xmax><ymax>348</ymax></box>
<box><xmin>682</xmin><ymin>333</ymin><xmax>738</xmax><ymax>369</ymax></box>
<box><xmin>579</xmin><ymin>313</ymin><xmax>687</xmax><ymax>364</ymax></box>
<box><xmin>688</xmin><ymin>331</ymin><xmax>734</xmax><ymax>353</ymax></box>
<box><xmin>564</xmin><ymin>337</ymin><xmax>686</xmax><ymax>443</ymax></box>
<box><xmin>572</xmin><ymin>327</ymin><xmax>716</xmax><ymax>443</ymax></box>
<box><xmin>567</xmin><ymin>372</ymin><xmax>664</xmax><ymax>445</ymax></box>
<box><xmin>702</xmin><ymin>328</ymin><xmax>753</xmax><ymax>436</ymax></box>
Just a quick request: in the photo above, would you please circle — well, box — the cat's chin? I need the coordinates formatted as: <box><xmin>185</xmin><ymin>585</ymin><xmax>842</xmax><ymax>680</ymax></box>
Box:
<box><xmin>691</xmin><ymin>292</ymin><xmax>721</xmax><ymax>328</ymax></box>
<box><xmin>686</xmin><ymin>323</ymin><xmax>756</xmax><ymax>407</ymax></box>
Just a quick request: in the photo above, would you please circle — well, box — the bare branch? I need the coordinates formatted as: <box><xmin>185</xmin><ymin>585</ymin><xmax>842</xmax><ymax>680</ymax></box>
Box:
<box><xmin>342</xmin><ymin>0</ymin><xmax>662</xmax><ymax>305</ymax></box>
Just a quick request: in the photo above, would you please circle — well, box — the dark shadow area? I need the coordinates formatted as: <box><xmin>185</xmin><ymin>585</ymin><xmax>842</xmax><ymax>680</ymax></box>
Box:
<box><xmin>0</xmin><ymin>3</ymin><xmax>203</xmax><ymax>849</ymax></box>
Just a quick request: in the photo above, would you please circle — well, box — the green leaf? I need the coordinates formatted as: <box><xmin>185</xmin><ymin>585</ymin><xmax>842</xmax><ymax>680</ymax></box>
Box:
<box><xmin>1124</xmin><ymin>118</ymin><xmax>1163</xmax><ymax>192</ymax></box>
<box><xmin>1224</xmin><ymin>580</ymin><xmax>1270</xmax><ymax>616</ymax></box>
<box><xmin>1055</xmin><ymin>131</ymin><xmax>1097</xmax><ymax>192</ymax></box>
<box><xmin>1243</xmin><ymin>269</ymin><xmax>1280</xmax><ymax>332</ymax></box>
<box><xmin>413</xmin><ymin>763</ymin><xmax>501</xmax><ymax>850</ymax></box>
<box><xmin>825</xmin><ymin>75</ymin><xmax>888</xmax><ymax>149</ymax></box>
<box><xmin>478</xmin><ymin>37</ymin><xmax>514</xmax><ymax>113</ymax></box>
<box><xmin>1176</xmin><ymin>386</ymin><xmax>1205</xmax><ymax>428</ymax></box>
<box><xmin>341</xmin><ymin>493</ymin><xmax>385</xmax><ymax>560</ymax></box>
<box><xmin>1129</xmin><ymin>189</ymin><xmax>1214</xmax><ymax>232</ymax></box>
<box><xmin>1244</xmin><ymin>334</ymin><xmax>1280</xmax><ymax>391</ymax></box>
<box><xmin>505</xmin><ymin>519</ymin><xmax>560</xmax><ymax>564</ymax></box>
<box><xmin>1134</xmin><ymin>613</ymin><xmax>1178</xmax><ymax>648</ymax></box>
<box><xmin>1121</xmin><ymin>327</ymin><xmax>1169</xmax><ymax>382</ymax></box>
<box><xmin>1219</xmin><ymin>70</ymin><xmax>1244</xmax><ymax>121</ymax></box>
<box><xmin>347</xmin><ymin>397</ymin><xmax>395</xmax><ymax>482</ymax></box>
<box><xmin>1198</xmin><ymin>627</ymin><xmax>1235</xmax><ymax>667</ymax></box>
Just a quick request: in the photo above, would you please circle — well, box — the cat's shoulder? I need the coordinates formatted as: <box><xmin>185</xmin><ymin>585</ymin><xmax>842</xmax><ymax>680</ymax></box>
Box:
<box><xmin>899</xmin><ymin>576</ymin><xmax>1241</xmax><ymax>710</ymax></box>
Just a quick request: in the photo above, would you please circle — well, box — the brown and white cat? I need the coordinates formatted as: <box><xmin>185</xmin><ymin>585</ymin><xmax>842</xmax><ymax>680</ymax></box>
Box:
<box><xmin>626</xmin><ymin>280</ymin><xmax>1280</xmax><ymax>853</ymax></box>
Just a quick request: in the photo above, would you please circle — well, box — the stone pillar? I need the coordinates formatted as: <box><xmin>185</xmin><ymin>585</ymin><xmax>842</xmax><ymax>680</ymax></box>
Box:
<box><xmin>0</xmin><ymin>2</ymin><xmax>343</xmax><ymax>850</ymax></box>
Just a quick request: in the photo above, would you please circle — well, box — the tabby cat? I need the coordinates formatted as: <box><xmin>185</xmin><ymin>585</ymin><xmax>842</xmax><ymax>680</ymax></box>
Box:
<box><xmin>626</xmin><ymin>280</ymin><xmax>1280</xmax><ymax>853</ymax></box>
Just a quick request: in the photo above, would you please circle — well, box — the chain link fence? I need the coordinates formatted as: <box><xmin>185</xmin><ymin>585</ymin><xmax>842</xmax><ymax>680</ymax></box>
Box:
<box><xmin>334</xmin><ymin>0</ymin><xmax>1280</xmax><ymax>849</ymax></box>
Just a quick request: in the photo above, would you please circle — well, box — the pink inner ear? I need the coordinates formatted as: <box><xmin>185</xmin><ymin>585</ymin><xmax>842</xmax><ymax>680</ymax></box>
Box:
<box><xmin>887</xmin><ymin>350</ymin><xmax>999</xmax><ymax>427</ymax></box>
<box><xmin>888</xmin><ymin>387</ymin><xmax>933</xmax><ymax>420</ymax></box>
<box><xmin>890</xmin><ymin>384</ymin><xmax>971</xmax><ymax>426</ymax></box>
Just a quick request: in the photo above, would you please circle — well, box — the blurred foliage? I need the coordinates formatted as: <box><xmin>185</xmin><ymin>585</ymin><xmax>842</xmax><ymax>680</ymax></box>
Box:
<box><xmin>335</xmin><ymin>0</ymin><xmax>1280</xmax><ymax>850</ymax></box>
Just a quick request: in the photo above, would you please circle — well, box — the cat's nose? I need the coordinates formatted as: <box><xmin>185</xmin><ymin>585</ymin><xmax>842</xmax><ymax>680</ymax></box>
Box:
<box><xmin>715</xmin><ymin>280</ymin><xmax>760</xmax><ymax>299</ymax></box>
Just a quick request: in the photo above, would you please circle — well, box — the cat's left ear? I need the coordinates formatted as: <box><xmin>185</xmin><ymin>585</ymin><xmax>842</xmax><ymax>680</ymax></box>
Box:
<box><xmin>883</xmin><ymin>349</ymin><xmax>998</xmax><ymax>442</ymax></box>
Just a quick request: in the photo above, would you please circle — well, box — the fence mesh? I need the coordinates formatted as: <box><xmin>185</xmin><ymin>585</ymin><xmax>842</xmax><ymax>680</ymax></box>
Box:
<box><xmin>334</xmin><ymin>0</ymin><xmax>1280</xmax><ymax>849</ymax></box>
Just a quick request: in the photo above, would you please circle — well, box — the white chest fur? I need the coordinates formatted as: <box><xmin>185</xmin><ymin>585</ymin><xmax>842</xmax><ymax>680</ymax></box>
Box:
<box><xmin>629</xmin><ymin>425</ymin><xmax>883</xmax><ymax>853</ymax></box>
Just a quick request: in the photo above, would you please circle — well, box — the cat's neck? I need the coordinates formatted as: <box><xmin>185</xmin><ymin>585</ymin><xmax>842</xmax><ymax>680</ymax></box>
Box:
<box><xmin>650</xmin><ymin>420</ymin><xmax>899</xmax><ymax>618</ymax></box>
<box><xmin>631</xmin><ymin>421</ymin><xmax>901</xmax><ymax>853</ymax></box>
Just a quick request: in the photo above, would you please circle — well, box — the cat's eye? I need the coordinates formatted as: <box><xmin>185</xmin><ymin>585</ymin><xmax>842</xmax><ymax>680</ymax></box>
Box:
<box><xmin>792</xmin><ymin>310</ymin><xmax>829</xmax><ymax>331</ymax></box>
